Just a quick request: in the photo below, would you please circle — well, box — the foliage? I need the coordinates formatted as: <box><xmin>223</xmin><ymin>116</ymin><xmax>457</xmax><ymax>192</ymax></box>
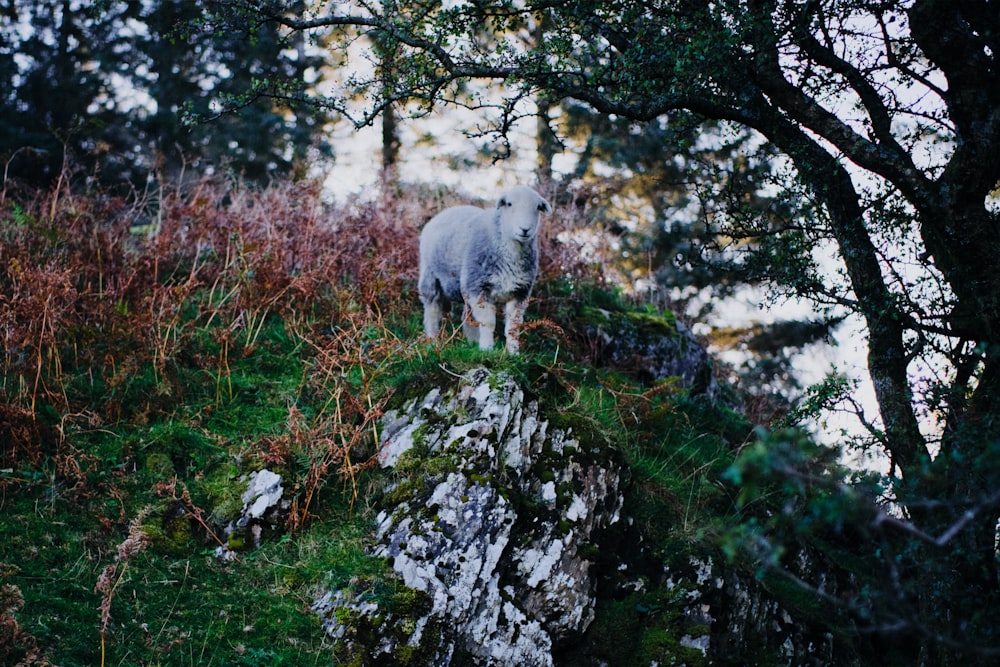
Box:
<box><xmin>0</xmin><ymin>171</ymin><xmax>429</xmax><ymax>665</ymax></box>
<box><xmin>0</xmin><ymin>0</ymin><xmax>332</xmax><ymax>188</ymax></box>
<box><xmin>724</xmin><ymin>427</ymin><xmax>1000</xmax><ymax>663</ymax></box>
<box><xmin>208</xmin><ymin>0</ymin><xmax>1000</xmax><ymax>661</ymax></box>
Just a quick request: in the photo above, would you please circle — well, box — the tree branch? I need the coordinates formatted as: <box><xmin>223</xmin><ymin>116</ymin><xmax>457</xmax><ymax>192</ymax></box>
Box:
<box><xmin>747</xmin><ymin>1</ymin><xmax>934</xmax><ymax>209</ymax></box>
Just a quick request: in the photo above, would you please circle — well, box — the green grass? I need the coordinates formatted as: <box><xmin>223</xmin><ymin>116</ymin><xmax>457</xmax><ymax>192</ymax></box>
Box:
<box><xmin>0</xmin><ymin>312</ymin><xmax>389</xmax><ymax>666</ymax></box>
<box><xmin>0</xmin><ymin>458</ymin><xmax>378</xmax><ymax>667</ymax></box>
<box><xmin>0</xmin><ymin>483</ymin><xmax>370</xmax><ymax>665</ymax></box>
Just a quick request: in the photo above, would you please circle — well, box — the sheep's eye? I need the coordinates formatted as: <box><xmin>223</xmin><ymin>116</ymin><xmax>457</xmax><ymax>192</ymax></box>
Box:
<box><xmin>536</xmin><ymin>203</ymin><xmax>546</xmax><ymax>212</ymax></box>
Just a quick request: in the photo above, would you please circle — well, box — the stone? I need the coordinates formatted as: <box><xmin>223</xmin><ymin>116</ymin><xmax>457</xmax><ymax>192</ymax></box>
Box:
<box><xmin>214</xmin><ymin>468</ymin><xmax>286</xmax><ymax>559</ymax></box>
<box><xmin>313</xmin><ymin>368</ymin><xmax>624</xmax><ymax>665</ymax></box>
<box><xmin>313</xmin><ymin>361</ymin><xmax>840</xmax><ymax>665</ymax></box>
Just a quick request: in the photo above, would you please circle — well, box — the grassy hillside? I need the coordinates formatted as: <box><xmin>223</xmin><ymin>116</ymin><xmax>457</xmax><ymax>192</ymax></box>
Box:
<box><xmin>0</xmin><ymin>175</ymin><xmax>750</xmax><ymax>666</ymax></box>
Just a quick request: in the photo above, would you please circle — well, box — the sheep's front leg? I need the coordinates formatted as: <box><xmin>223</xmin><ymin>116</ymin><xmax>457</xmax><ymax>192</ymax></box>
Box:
<box><xmin>460</xmin><ymin>303</ymin><xmax>477</xmax><ymax>344</ymax></box>
<box><xmin>468</xmin><ymin>295</ymin><xmax>496</xmax><ymax>350</ymax></box>
<box><xmin>504</xmin><ymin>299</ymin><xmax>526</xmax><ymax>354</ymax></box>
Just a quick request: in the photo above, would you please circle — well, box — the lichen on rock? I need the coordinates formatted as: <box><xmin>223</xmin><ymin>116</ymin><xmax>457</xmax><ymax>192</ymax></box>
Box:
<box><xmin>314</xmin><ymin>367</ymin><xmax>624</xmax><ymax>666</ymax></box>
<box><xmin>313</xmin><ymin>340</ymin><xmax>838</xmax><ymax>665</ymax></box>
<box><xmin>213</xmin><ymin>468</ymin><xmax>288</xmax><ymax>559</ymax></box>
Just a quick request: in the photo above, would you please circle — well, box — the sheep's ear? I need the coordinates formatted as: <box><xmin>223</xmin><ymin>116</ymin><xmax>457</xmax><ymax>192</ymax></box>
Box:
<box><xmin>537</xmin><ymin>198</ymin><xmax>552</xmax><ymax>214</ymax></box>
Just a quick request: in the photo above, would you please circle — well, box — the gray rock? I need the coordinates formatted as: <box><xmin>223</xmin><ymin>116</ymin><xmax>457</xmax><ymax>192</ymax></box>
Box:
<box><xmin>584</xmin><ymin>309</ymin><xmax>718</xmax><ymax>397</ymax></box>
<box><xmin>214</xmin><ymin>468</ymin><xmax>286</xmax><ymax>560</ymax></box>
<box><xmin>238</xmin><ymin>469</ymin><xmax>284</xmax><ymax>525</ymax></box>
<box><xmin>313</xmin><ymin>363</ymin><xmax>840</xmax><ymax>665</ymax></box>
<box><xmin>314</xmin><ymin>368</ymin><xmax>623</xmax><ymax>665</ymax></box>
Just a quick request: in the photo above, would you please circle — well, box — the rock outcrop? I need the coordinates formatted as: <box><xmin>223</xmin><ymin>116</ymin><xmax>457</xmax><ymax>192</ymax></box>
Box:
<box><xmin>215</xmin><ymin>468</ymin><xmax>287</xmax><ymax>559</ymax></box>
<box><xmin>312</xmin><ymin>352</ymin><xmax>841</xmax><ymax>665</ymax></box>
<box><xmin>582</xmin><ymin>307</ymin><xmax>718</xmax><ymax>397</ymax></box>
<box><xmin>314</xmin><ymin>368</ymin><xmax>624</xmax><ymax>665</ymax></box>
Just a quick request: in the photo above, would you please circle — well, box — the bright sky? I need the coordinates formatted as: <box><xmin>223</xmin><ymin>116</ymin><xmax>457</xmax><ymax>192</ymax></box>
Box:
<box><xmin>320</xmin><ymin>110</ymin><xmax>538</xmax><ymax>200</ymax></box>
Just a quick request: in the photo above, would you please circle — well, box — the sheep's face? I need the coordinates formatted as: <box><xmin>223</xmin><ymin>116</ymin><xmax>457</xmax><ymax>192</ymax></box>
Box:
<box><xmin>496</xmin><ymin>186</ymin><xmax>551</xmax><ymax>243</ymax></box>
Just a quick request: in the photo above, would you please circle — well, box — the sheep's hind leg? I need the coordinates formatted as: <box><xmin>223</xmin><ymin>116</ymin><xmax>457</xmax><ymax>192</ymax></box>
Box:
<box><xmin>504</xmin><ymin>300</ymin><xmax>526</xmax><ymax>354</ymax></box>
<box><xmin>423</xmin><ymin>297</ymin><xmax>444</xmax><ymax>338</ymax></box>
<box><xmin>467</xmin><ymin>296</ymin><xmax>496</xmax><ymax>350</ymax></box>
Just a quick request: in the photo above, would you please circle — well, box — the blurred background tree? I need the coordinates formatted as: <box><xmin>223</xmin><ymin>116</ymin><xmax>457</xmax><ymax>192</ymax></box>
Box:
<box><xmin>1</xmin><ymin>0</ymin><xmax>333</xmax><ymax>188</ymax></box>
<box><xmin>524</xmin><ymin>7</ymin><xmax>838</xmax><ymax>408</ymax></box>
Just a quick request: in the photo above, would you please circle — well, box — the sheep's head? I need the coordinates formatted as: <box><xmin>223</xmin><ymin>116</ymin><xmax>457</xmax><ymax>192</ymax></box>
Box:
<box><xmin>495</xmin><ymin>186</ymin><xmax>551</xmax><ymax>243</ymax></box>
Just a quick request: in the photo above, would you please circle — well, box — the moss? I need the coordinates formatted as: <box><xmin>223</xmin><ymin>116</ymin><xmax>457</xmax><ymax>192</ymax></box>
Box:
<box><xmin>562</xmin><ymin>585</ymin><xmax>713</xmax><ymax>667</ymax></box>
<box><xmin>410</xmin><ymin>421</ymin><xmax>434</xmax><ymax>449</ymax></box>
<box><xmin>328</xmin><ymin>581</ymin><xmax>441</xmax><ymax>666</ymax></box>
<box><xmin>143</xmin><ymin>502</ymin><xmax>194</xmax><ymax>555</ymax></box>
<box><xmin>385</xmin><ymin>448</ymin><xmax>465</xmax><ymax>510</ymax></box>
<box><xmin>144</xmin><ymin>451</ymin><xmax>175</xmax><ymax>478</ymax></box>
<box><xmin>640</xmin><ymin>626</ymin><xmax>708</xmax><ymax>666</ymax></box>
<box><xmin>395</xmin><ymin>644</ymin><xmax>418</xmax><ymax>663</ymax></box>
<box><xmin>383</xmin><ymin>478</ymin><xmax>420</xmax><ymax>505</ymax></box>
<box><xmin>761</xmin><ymin>571</ymin><xmax>836</xmax><ymax>627</ymax></box>
<box><xmin>202</xmin><ymin>463</ymin><xmax>246</xmax><ymax>526</ymax></box>
<box><xmin>389</xmin><ymin>586</ymin><xmax>431</xmax><ymax>617</ymax></box>
<box><xmin>335</xmin><ymin>606</ymin><xmax>359</xmax><ymax>625</ymax></box>
<box><xmin>576</xmin><ymin>541</ymin><xmax>602</xmax><ymax>561</ymax></box>
<box><xmin>468</xmin><ymin>472</ymin><xmax>492</xmax><ymax>486</ymax></box>
<box><xmin>624</xmin><ymin>309</ymin><xmax>679</xmax><ymax>338</ymax></box>
<box><xmin>423</xmin><ymin>454</ymin><xmax>461</xmax><ymax>477</ymax></box>
<box><xmin>580</xmin><ymin>304</ymin><xmax>613</xmax><ymax>325</ymax></box>
<box><xmin>569</xmin><ymin>595</ymin><xmax>644</xmax><ymax>664</ymax></box>
<box><xmin>549</xmin><ymin>278</ymin><xmax>678</xmax><ymax>348</ymax></box>
<box><xmin>686</xmin><ymin>623</ymin><xmax>711</xmax><ymax>638</ymax></box>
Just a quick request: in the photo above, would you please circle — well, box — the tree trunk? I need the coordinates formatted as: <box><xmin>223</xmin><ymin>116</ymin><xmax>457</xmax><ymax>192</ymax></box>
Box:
<box><xmin>381</xmin><ymin>98</ymin><xmax>400</xmax><ymax>182</ymax></box>
<box><xmin>535</xmin><ymin>95</ymin><xmax>558</xmax><ymax>183</ymax></box>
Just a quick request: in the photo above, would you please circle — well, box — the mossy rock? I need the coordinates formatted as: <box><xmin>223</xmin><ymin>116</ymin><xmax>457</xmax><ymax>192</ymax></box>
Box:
<box><xmin>143</xmin><ymin>502</ymin><xmax>194</xmax><ymax>555</ymax></box>
<box><xmin>331</xmin><ymin>583</ymin><xmax>439</xmax><ymax>666</ymax></box>
<box><xmin>580</xmin><ymin>305</ymin><xmax>678</xmax><ymax>340</ymax></box>
<box><xmin>201</xmin><ymin>463</ymin><xmax>246</xmax><ymax>527</ymax></box>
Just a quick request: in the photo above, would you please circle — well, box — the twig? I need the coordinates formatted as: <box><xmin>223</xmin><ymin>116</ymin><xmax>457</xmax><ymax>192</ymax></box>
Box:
<box><xmin>871</xmin><ymin>488</ymin><xmax>1000</xmax><ymax>547</ymax></box>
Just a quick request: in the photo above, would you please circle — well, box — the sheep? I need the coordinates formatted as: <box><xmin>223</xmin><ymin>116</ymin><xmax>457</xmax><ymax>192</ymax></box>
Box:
<box><xmin>418</xmin><ymin>185</ymin><xmax>552</xmax><ymax>354</ymax></box>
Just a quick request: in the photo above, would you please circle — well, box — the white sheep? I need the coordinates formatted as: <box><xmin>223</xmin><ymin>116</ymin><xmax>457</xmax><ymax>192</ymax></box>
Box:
<box><xmin>418</xmin><ymin>185</ymin><xmax>552</xmax><ymax>354</ymax></box>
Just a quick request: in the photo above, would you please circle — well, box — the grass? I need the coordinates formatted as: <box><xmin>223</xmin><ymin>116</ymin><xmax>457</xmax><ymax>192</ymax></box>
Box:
<box><xmin>0</xmin><ymin>171</ymin><xmax>757</xmax><ymax>666</ymax></box>
<box><xmin>0</xmin><ymin>174</ymin><xmax>425</xmax><ymax>665</ymax></box>
<box><xmin>2</xmin><ymin>498</ymin><xmax>347</xmax><ymax>665</ymax></box>
<box><xmin>0</xmin><ymin>315</ymin><xmax>379</xmax><ymax>664</ymax></box>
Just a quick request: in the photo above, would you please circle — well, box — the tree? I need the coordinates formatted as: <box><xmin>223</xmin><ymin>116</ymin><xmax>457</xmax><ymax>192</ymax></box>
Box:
<box><xmin>0</xmin><ymin>0</ymin><xmax>141</xmax><ymax>185</ymax></box>
<box><xmin>0</xmin><ymin>0</ymin><xmax>334</xmax><ymax>189</ymax></box>
<box><xmin>221</xmin><ymin>0</ymin><xmax>999</xmax><ymax>660</ymax></box>
<box><xmin>550</xmin><ymin>102</ymin><xmax>829</xmax><ymax>404</ymax></box>
<box><xmin>140</xmin><ymin>0</ymin><xmax>335</xmax><ymax>184</ymax></box>
<box><xmin>527</xmin><ymin>7</ymin><xmax>834</xmax><ymax>406</ymax></box>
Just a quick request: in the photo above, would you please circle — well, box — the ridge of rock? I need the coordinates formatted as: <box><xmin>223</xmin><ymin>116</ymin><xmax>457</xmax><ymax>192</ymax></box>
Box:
<box><xmin>314</xmin><ymin>368</ymin><xmax>623</xmax><ymax>665</ymax></box>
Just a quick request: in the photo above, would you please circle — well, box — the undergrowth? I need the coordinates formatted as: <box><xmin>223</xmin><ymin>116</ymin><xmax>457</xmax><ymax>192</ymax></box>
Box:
<box><xmin>0</xmin><ymin>170</ymin><xmax>746</xmax><ymax>665</ymax></box>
